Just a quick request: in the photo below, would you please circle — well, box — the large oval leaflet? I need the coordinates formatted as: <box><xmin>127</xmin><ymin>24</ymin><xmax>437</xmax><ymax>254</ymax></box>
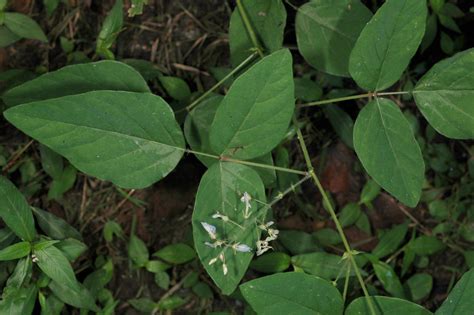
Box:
<box><xmin>183</xmin><ymin>95</ymin><xmax>276</xmax><ymax>187</ymax></box>
<box><xmin>228</xmin><ymin>0</ymin><xmax>286</xmax><ymax>67</ymax></box>
<box><xmin>240</xmin><ymin>272</ymin><xmax>344</xmax><ymax>315</ymax></box>
<box><xmin>413</xmin><ymin>48</ymin><xmax>474</xmax><ymax>139</ymax></box>
<box><xmin>295</xmin><ymin>0</ymin><xmax>372</xmax><ymax>77</ymax></box>
<box><xmin>345</xmin><ymin>296</ymin><xmax>432</xmax><ymax>315</ymax></box>
<box><xmin>349</xmin><ymin>0</ymin><xmax>427</xmax><ymax>91</ymax></box>
<box><xmin>353</xmin><ymin>98</ymin><xmax>425</xmax><ymax>207</ymax></box>
<box><xmin>192</xmin><ymin>162</ymin><xmax>266</xmax><ymax>295</ymax></box>
<box><xmin>209</xmin><ymin>49</ymin><xmax>295</xmax><ymax>160</ymax></box>
<box><xmin>0</xmin><ymin>176</ymin><xmax>36</xmax><ymax>242</ymax></box>
<box><xmin>4</xmin><ymin>91</ymin><xmax>185</xmax><ymax>189</ymax></box>
<box><xmin>2</xmin><ymin>60</ymin><xmax>150</xmax><ymax>107</ymax></box>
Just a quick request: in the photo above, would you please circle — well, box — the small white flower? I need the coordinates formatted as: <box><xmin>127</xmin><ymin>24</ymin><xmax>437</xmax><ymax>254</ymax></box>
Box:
<box><xmin>31</xmin><ymin>254</ymin><xmax>39</xmax><ymax>263</ymax></box>
<box><xmin>201</xmin><ymin>222</ymin><xmax>217</xmax><ymax>240</ymax></box>
<box><xmin>267</xmin><ymin>228</ymin><xmax>279</xmax><ymax>241</ymax></box>
<box><xmin>233</xmin><ymin>243</ymin><xmax>252</xmax><ymax>253</ymax></box>
<box><xmin>240</xmin><ymin>192</ymin><xmax>252</xmax><ymax>218</ymax></box>
<box><xmin>256</xmin><ymin>240</ymin><xmax>272</xmax><ymax>256</ymax></box>
<box><xmin>205</xmin><ymin>240</ymin><xmax>225</xmax><ymax>248</ymax></box>
<box><xmin>208</xmin><ymin>257</ymin><xmax>218</xmax><ymax>265</ymax></box>
<box><xmin>219</xmin><ymin>253</ymin><xmax>225</xmax><ymax>262</ymax></box>
<box><xmin>259</xmin><ymin>221</ymin><xmax>274</xmax><ymax>230</ymax></box>
<box><xmin>212</xmin><ymin>211</ymin><xmax>229</xmax><ymax>222</ymax></box>
<box><xmin>222</xmin><ymin>263</ymin><xmax>228</xmax><ymax>275</ymax></box>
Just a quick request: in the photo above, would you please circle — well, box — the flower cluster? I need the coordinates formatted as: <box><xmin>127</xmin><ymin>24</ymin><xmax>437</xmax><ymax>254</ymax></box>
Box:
<box><xmin>256</xmin><ymin>221</ymin><xmax>279</xmax><ymax>256</ymax></box>
<box><xmin>201</xmin><ymin>221</ymin><xmax>252</xmax><ymax>276</ymax></box>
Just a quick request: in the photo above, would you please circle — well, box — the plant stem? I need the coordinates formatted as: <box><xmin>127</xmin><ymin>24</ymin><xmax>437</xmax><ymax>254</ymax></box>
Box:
<box><xmin>184</xmin><ymin>52</ymin><xmax>259</xmax><ymax>113</ymax></box>
<box><xmin>300</xmin><ymin>91</ymin><xmax>410</xmax><ymax>107</ymax></box>
<box><xmin>292</xmin><ymin>116</ymin><xmax>377</xmax><ymax>315</ymax></box>
<box><xmin>236</xmin><ymin>0</ymin><xmax>264</xmax><ymax>58</ymax></box>
<box><xmin>185</xmin><ymin>149</ymin><xmax>308</xmax><ymax>176</ymax></box>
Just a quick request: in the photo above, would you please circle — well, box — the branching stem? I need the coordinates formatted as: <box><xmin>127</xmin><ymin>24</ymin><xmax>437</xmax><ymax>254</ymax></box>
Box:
<box><xmin>292</xmin><ymin>116</ymin><xmax>377</xmax><ymax>315</ymax></box>
<box><xmin>185</xmin><ymin>149</ymin><xmax>308</xmax><ymax>176</ymax></box>
<box><xmin>300</xmin><ymin>91</ymin><xmax>410</xmax><ymax>107</ymax></box>
<box><xmin>183</xmin><ymin>52</ymin><xmax>259</xmax><ymax>113</ymax></box>
<box><xmin>236</xmin><ymin>0</ymin><xmax>264</xmax><ymax>58</ymax></box>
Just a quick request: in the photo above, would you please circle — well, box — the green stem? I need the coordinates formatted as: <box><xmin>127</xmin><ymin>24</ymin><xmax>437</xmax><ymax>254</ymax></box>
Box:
<box><xmin>236</xmin><ymin>0</ymin><xmax>264</xmax><ymax>58</ymax></box>
<box><xmin>300</xmin><ymin>91</ymin><xmax>410</xmax><ymax>107</ymax></box>
<box><xmin>185</xmin><ymin>149</ymin><xmax>307</xmax><ymax>176</ymax></box>
<box><xmin>183</xmin><ymin>52</ymin><xmax>259</xmax><ymax>113</ymax></box>
<box><xmin>292</xmin><ymin>117</ymin><xmax>377</xmax><ymax>315</ymax></box>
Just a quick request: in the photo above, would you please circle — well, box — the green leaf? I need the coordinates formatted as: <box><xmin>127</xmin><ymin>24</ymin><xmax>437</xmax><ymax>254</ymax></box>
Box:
<box><xmin>360</xmin><ymin>179</ymin><xmax>381</xmax><ymax>204</ymax></box>
<box><xmin>4</xmin><ymin>13</ymin><xmax>47</xmax><ymax>42</ymax></box>
<box><xmin>96</xmin><ymin>0</ymin><xmax>123</xmax><ymax>59</ymax></box>
<box><xmin>184</xmin><ymin>95</ymin><xmax>276</xmax><ymax>186</ymax></box>
<box><xmin>323</xmin><ymin>105</ymin><xmax>355</xmax><ymax>149</ymax></box>
<box><xmin>32</xmin><ymin>207</ymin><xmax>82</xmax><ymax>240</ymax></box>
<box><xmin>122</xmin><ymin>59</ymin><xmax>161</xmax><ymax>81</ymax></box>
<box><xmin>372</xmin><ymin>223</ymin><xmax>408</xmax><ymax>259</ymax></box>
<box><xmin>436</xmin><ymin>268</ymin><xmax>474</xmax><ymax>315</ymax></box>
<box><xmin>103</xmin><ymin>220</ymin><xmax>124</xmax><ymax>242</ymax></box>
<box><xmin>154</xmin><ymin>271</ymin><xmax>170</xmax><ymax>290</ymax></box>
<box><xmin>413</xmin><ymin>48</ymin><xmax>474</xmax><ymax>139</ymax></box>
<box><xmin>49</xmin><ymin>280</ymin><xmax>98</xmax><ymax>311</ymax></box>
<box><xmin>34</xmin><ymin>245</ymin><xmax>79</xmax><ymax>289</ymax></box>
<box><xmin>278</xmin><ymin>230</ymin><xmax>321</xmax><ymax>255</ymax></box>
<box><xmin>47</xmin><ymin>165</ymin><xmax>77</xmax><ymax>200</ymax></box>
<box><xmin>0</xmin><ymin>242</ymin><xmax>31</xmax><ymax>261</ymax></box>
<box><xmin>295</xmin><ymin>0</ymin><xmax>372</xmax><ymax>77</ymax></box>
<box><xmin>210</xmin><ymin>49</ymin><xmax>294</xmax><ymax>160</ymax></box>
<box><xmin>39</xmin><ymin>145</ymin><xmax>64</xmax><ymax>179</ymax></box>
<box><xmin>339</xmin><ymin>203</ymin><xmax>362</xmax><ymax>227</ymax></box>
<box><xmin>4</xmin><ymin>91</ymin><xmax>185</xmax><ymax>189</ymax></box>
<box><xmin>55</xmin><ymin>238</ymin><xmax>87</xmax><ymax>261</ymax></box>
<box><xmin>411</xmin><ymin>236</ymin><xmax>445</xmax><ymax>256</ymax></box>
<box><xmin>4</xmin><ymin>258</ymin><xmax>33</xmax><ymax>291</ymax></box>
<box><xmin>294</xmin><ymin>78</ymin><xmax>323</xmax><ymax>102</ymax></box>
<box><xmin>159</xmin><ymin>76</ymin><xmax>191</xmax><ymax>102</ymax></box>
<box><xmin>128</xmin><ymin>0</ymin><xmax>148</xmax><ymax>17</ymax></box>
<box><xmin>313</xmin><ymin>228</ymin><xmax>341</xmax><ymax>246</ymax></box>
<box><xmin>158</xmin><ymin>296</ymin><xmax>185</xmax><ymax>310</ymax></box>
<box><xmin>3</xmin><ymin>60</ymin><xmax>150</xmax><ymax>107</ymax></box>
<box><xmin>240</xmin><ymin>272</ymin><xmax>343</xmax><ymax>315</ymax></box>
<box><xmin>228</xmin><ymin>0</ymin><xmax>286</xmax><ymax>67</ymax></box>
<box><xmin>0</xmin><ymin>26</ymin><xmax>21</xmax><ymax>47</ymax></box>
<box><xmin>192</xmin><ymin>281</ymin><xmax>213</xmax><ymax>299</ymax></box>
<box><xmin>44</xmin><ymin>0</ymin><xmax>61</xmax><ymax>16</ymax></box>
<box><xmin>153</xmin><ymin>243</ymin><xmax>196</xmax><ymax>264</ymax></box>
<box><xmin>349</xmin><ymin>0</ymin><xmax>427</xmax><ymax>91</ymax></box>
<box><xmin>192</xmin><ymin>162</ymin><xmax>266</xmax><ymax>295</ymax></box>
<box><xmin>372</xmin><ymin>261</ymin><xmax>405</xmax><ymax>298</ymax></box>
<box><xmin>250</xmin><ymin>252</ymin><xmax>290</xmax><ymax>273</ymax></box>
<box><xmin>0</xmin><ymin>176</ymin><xmax>36</xmax><ymax>241</ymax></box>
<box><xmin>184</xmin><ymin>94</ymin><xmax>223</xmax><ymax>166</ymax></box>
<box><xmin>346</xmin><ymin>296</ymin><xmax>432</xmax><ymax>315</ymax></box>
<box><xmin>353</xmin><ymin>98</ymin><xmax>425</xmax><ymax>207</ymax></box>
<box><xmin>0</xmin><ymin>285</ymin><xmax>37</xmax><ymax>315</ymax></box>
<box><xmin>291</xmin><ymin>252</ymin><xmax>350</xmax><ymax>280</ymax></box>
<box><xmin>406</xmin><ymin>273</ymin><xmax>433</xmax><ymax>301</ymax></box>
<box><xmin>128</xmin><ymin>298</ymin><xmax>157</xmax><ymax>313</ymax></box>
<box><xmin>128</xmin><ymin>234</ymin><xmax>149</xmax><ymax>268</ymax></box>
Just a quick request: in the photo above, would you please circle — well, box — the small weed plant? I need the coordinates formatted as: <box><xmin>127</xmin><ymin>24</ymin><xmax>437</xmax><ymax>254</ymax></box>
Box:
<box><xmin>0</xmin><ymin>0</ymin><xmax>474</xmax><ymax>314</ymax></box>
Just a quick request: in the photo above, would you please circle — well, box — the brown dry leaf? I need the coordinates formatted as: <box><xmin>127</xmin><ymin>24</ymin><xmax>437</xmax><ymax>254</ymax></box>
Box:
<box><xmin>320</xmin><ymin>141</ymin><xmax>361</xmax><ymax>206</ymax></box>
<box><xmin>9</xmin><ymin>0</ymin><xmax>32</xmax><ymax>14</ymax></box>
<box><xmin>369</xmin><ymin>192</ymin><xmax>411</xmax><ymax>230</ymax></box>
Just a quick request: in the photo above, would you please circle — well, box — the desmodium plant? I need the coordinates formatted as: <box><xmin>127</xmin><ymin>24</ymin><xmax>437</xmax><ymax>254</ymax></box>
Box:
<box><xmin>0</xmin><ymin>0</ymin><xmax>473</xmax><ymax>313</ymax></box>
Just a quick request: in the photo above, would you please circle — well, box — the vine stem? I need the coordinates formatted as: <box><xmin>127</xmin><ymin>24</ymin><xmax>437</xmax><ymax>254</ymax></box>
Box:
<box><xmin>236</xmin><ymin>0</ymin><xmax>264</xmax><ymax>58</ymax></box>
<box><xmin>292</xmin><ymin>117</ymin><xmax>377</xmax><ymax>315</ymax></box>
<box><xmin>185</xmin><ymin>149</ymin><xmax>308</xmax><ymax>176</ymax></box>
<box><xmin>300</xmin><ymin>91</ymin><xmax>410</xmax><ymax>107</ymax></box>
<box><xmin>183</xmin><ymin>51</ymin><xmax>259</xmax><ymax>113</ymax></box>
